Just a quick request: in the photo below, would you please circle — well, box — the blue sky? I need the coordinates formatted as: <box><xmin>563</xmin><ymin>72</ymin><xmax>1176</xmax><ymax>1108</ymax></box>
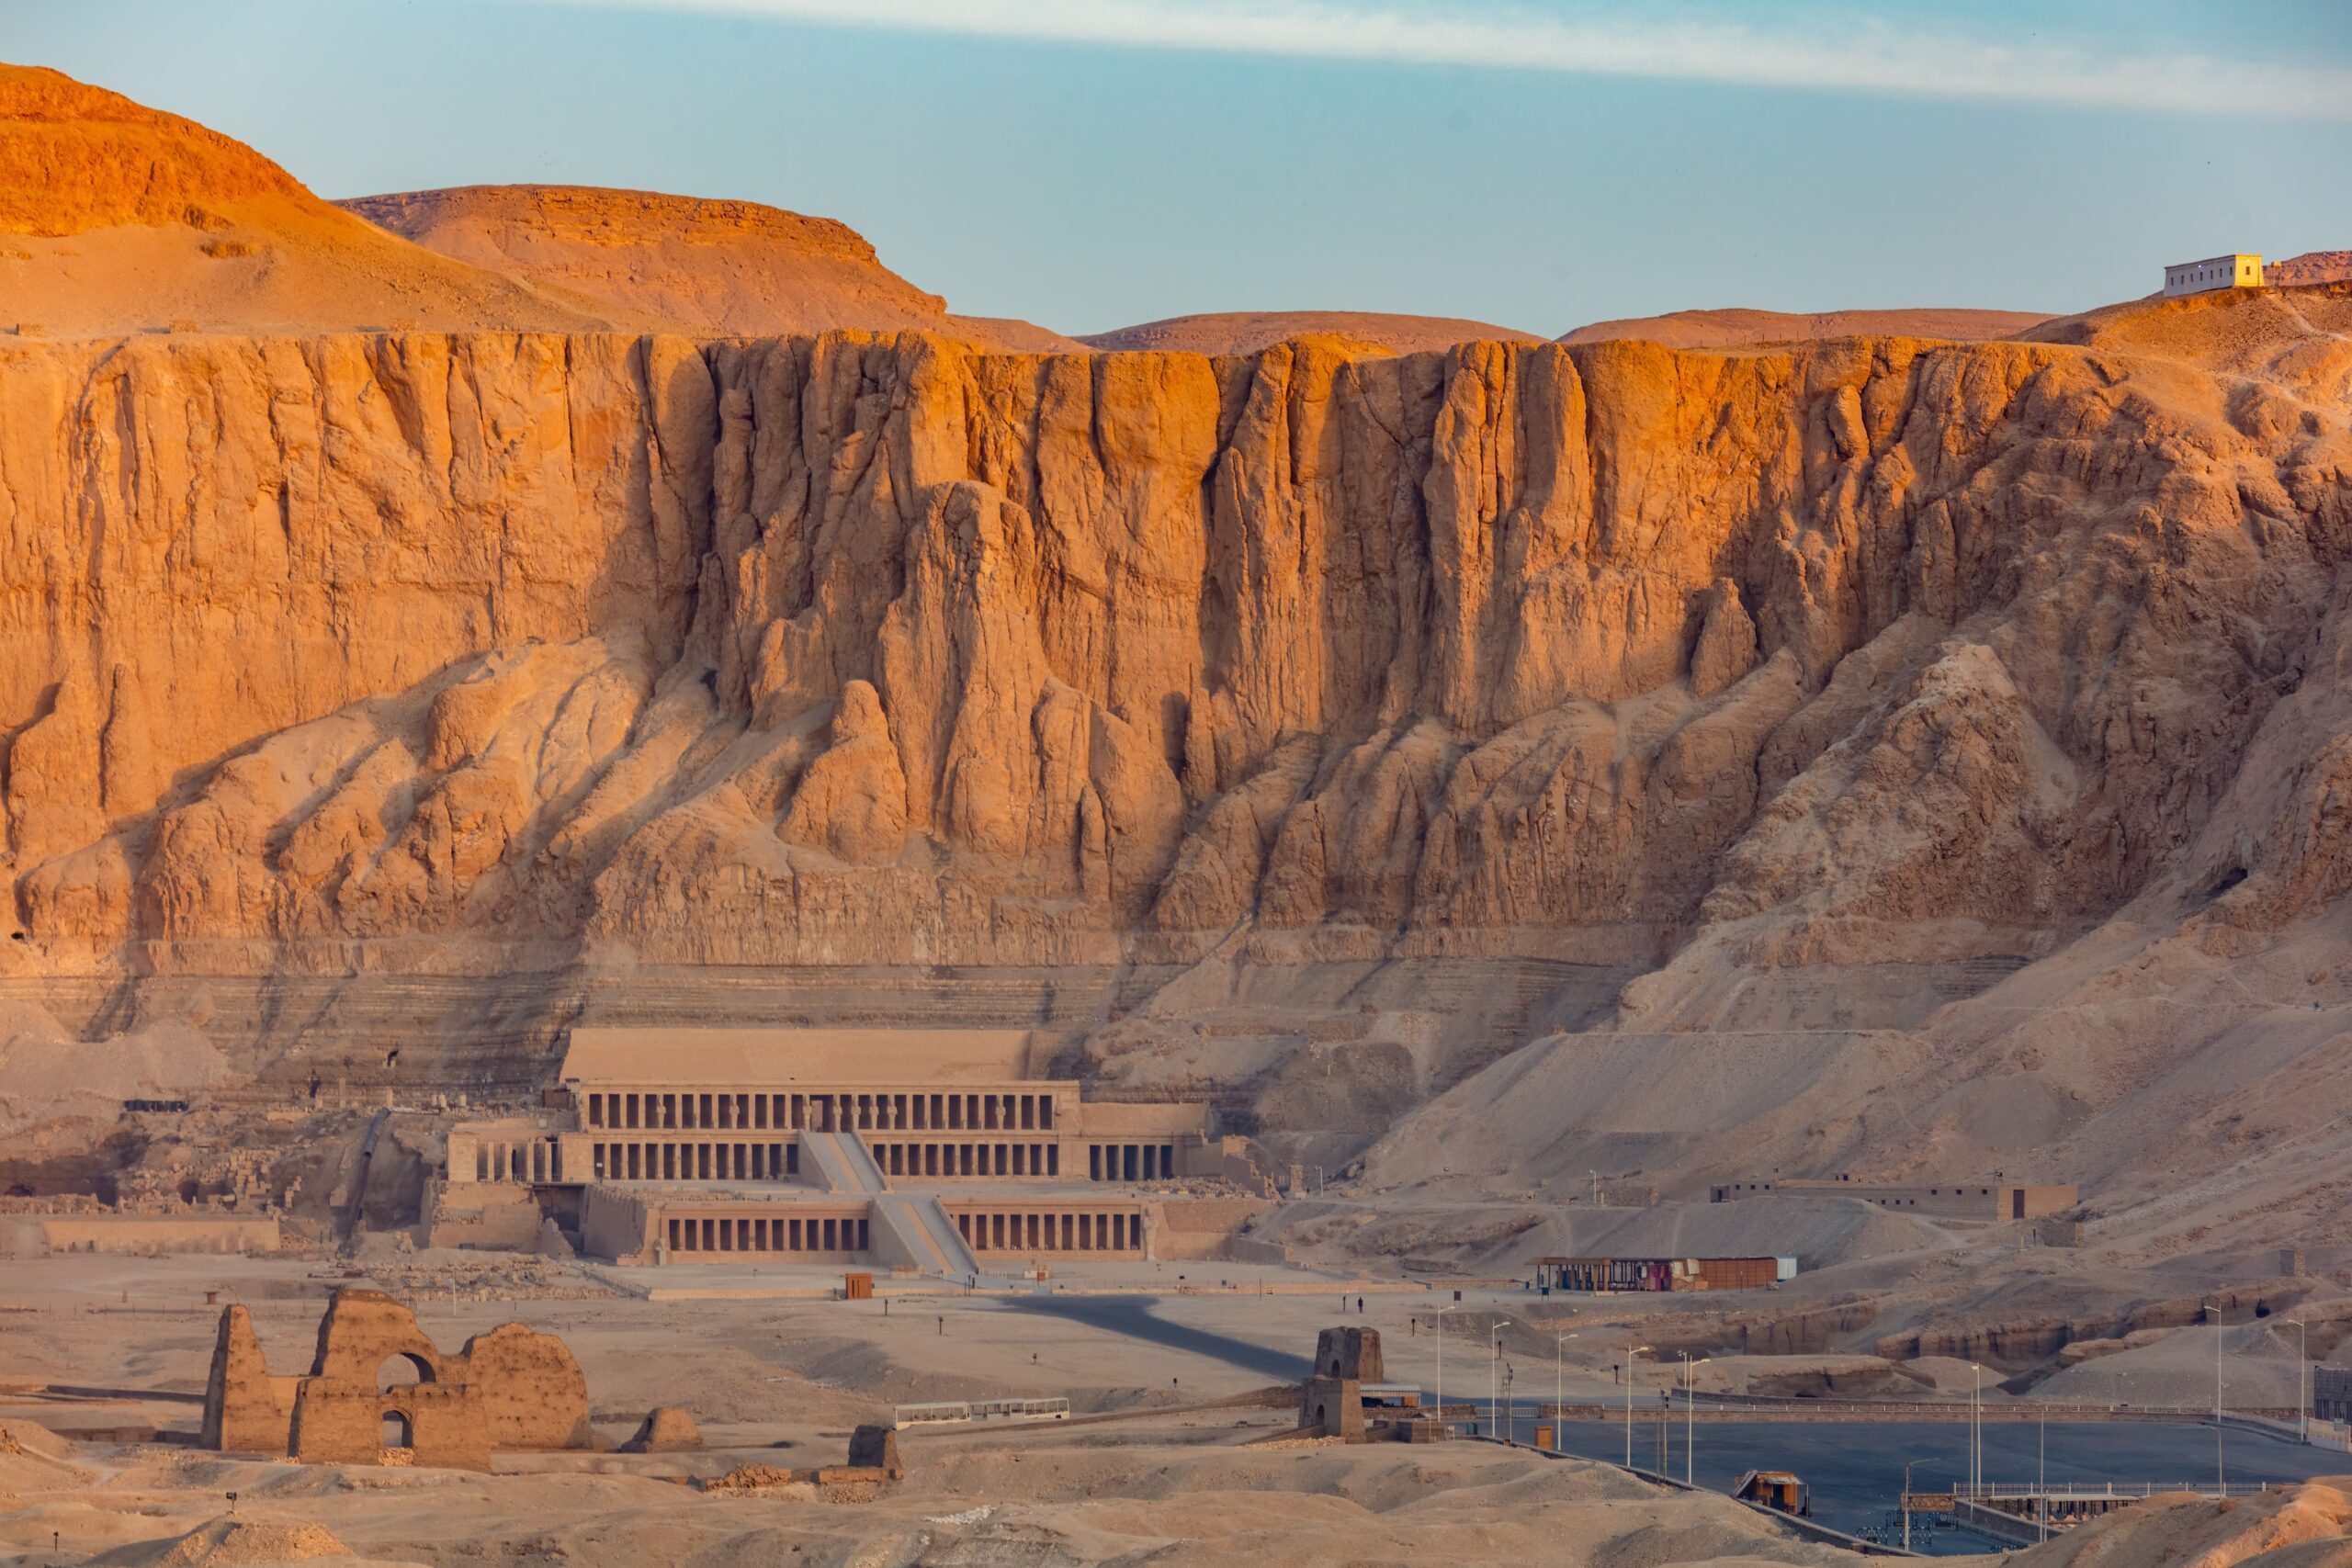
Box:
<box><xmin>11</xmin><ymin>0</ymin><xmax>2349</xmax><ymax>333</ymax></box>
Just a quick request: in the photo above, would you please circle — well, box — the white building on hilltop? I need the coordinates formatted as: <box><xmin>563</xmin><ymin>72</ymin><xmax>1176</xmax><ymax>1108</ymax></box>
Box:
<box><xmin>2164</xmin><ymin>254</ymin><xmax>2264</xmax><ymax>296</ymax></box>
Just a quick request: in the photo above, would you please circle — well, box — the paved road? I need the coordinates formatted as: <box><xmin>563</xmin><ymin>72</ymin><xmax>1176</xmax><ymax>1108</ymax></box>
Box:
<box><xmin>983</xmin><ymin>1296</ymin><xmax>2347</xmax><ymax>1556</ymax></box>
<box><xmin>988</xmin><ymin>1292</ymin><xmax>1312</xmax><ymax>1383</ymax></box>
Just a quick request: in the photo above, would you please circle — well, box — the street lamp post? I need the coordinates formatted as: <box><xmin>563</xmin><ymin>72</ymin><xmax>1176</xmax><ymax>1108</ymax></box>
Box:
<box><xmin>2213</xmin><ymin>1302</ymin><xmax>2225</xmax><ymax>1491</ymax></box>
<box><xmin>1624</xmin><ymin>1341</ymin><xmax>1649</xmax><ymax>1469</ymax></box>
<box><xmin>2038</xmin><ymin>1410</ymin><xmax>2048</xmax><ymax>1542</ymax></box>
<box><xmin>1902</xmin><ymin>1459</ymin><xmax>1929</xmax><ymax>1552</ymax></box>
<box><xmin>1680</xmin><ymin>1353</ymin><xmax>1705</xmax><ymax>1486</ymax></box>
<box><xmin>1555</xmin><ymin>1331</ymin><xmax>1576</xmax><ymax>1451</ymax></box>
<box><xmin>1435</xmin><ymin>1303</ymin><xmax>1456</xmax><ymax>1434</ymax></box>
<box><xmin>2298</xmin><ymin>1318</ymin><xmax>2310</xmax><ymax>1443</ymax></box>
<box><xmin>1490</xmin><ymin>1321</ymin><xmax>1511</xmax><ymax>1440</ymax></box>
<box><xmin>1970</xmin><ymin>1363</ymin><xmax>1982</xmax><ymax>1495</ymax></box>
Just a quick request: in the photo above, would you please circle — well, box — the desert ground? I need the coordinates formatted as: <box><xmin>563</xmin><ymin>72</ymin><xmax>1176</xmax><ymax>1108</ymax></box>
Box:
<box><xmin>0</xmin><ymin>1252</ymin><xmax>1855</xmax><ymax>1567</ymax></box>
<box><xmin>6</xmin><ymin>1248</ymin><xmax>2352</xmax><ymax>1565</ymax></box>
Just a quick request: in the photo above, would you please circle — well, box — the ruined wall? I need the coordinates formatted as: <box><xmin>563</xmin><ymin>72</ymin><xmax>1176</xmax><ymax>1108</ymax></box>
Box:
<box><xmin>306</xmin><ymin>1288</ymin><xmax>447</xmax><ymax>1382</ymax></box>
<box><xmin>203</xmin><ymin>1289</ymin><xmax>590</xmax><ymax>1465</ymax></box>
<box><xmin>24</xmin><ymin>1214</ymin><xmax>278</xmax><ymax>1254</ymax></box>
<box><xmin>201</xmin><ymin>1303</ymin><xmax>291</xmax><ymax>1453</ymax></box>
<box><xmin>289</xmin><ymin>1380</ymin><xmax>493</xmax><ymax>1472</ymax></box>
<box><xmin>424</xmin><ymin>1180</ymin><xmax>549</xmax><ymax>1251</ymax></box>
<box><xmin>578</xmin><ymin>1186</ymin><xmax>654</xmax><ymax>1262</ymax></box>
<box><xmin>460</xmin><ymin>1321</ymin><xmax>594</xmax><ymax>1449</ymax></box>
<box><xmin>1149</xmin><ymin>1196</ymin><xmax>1277</xmax><ymax>1259</ymax></box>
<box><xmin>1313</xmin><ymin>1325</ymin><xmax>1385</xmax><ymax>1382</ymax></box>
<box><xmin>846</xmin><ymin>1423</ymin><xmax>902</xmax><ymax>1477</ymax></box>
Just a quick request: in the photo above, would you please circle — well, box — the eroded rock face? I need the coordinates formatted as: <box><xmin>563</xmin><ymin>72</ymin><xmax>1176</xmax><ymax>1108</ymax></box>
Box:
<box><xmin>779</xmin><ymin>681</ymin><xmax>910</xmax><ymax>867</ymax></box>
<box><xmin>0</xmin><ymin>288</ymin><xmax>2346</xmax><ymax>1000</ymax></box>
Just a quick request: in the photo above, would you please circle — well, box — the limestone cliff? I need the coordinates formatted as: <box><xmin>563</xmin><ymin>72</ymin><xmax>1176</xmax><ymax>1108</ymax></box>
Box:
<box><xmin>4</xmin><ymin>285</ymin><xmax>2346</xmax><ymax>1001</ymax></box>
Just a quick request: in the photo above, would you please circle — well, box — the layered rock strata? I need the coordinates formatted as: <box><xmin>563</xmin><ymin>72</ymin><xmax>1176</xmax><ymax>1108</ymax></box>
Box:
<box><xmin>1</xmin><ymin>288</ymin><xmax>2344</xmax><ymax>1002</ymax></box>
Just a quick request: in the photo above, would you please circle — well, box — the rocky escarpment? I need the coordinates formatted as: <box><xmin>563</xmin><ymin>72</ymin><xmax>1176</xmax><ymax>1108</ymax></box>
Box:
<box><xmin>3</xmin><ymin>287</ymin><xmax>2347</xmax><ymax>999</ymax></box>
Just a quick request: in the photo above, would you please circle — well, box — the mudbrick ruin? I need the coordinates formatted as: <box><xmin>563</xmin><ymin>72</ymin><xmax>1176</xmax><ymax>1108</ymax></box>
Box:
<box><xmin>201</xmin><ymin>1288</ymin><xmax>592</xmax><ymax>1469</ymax></box>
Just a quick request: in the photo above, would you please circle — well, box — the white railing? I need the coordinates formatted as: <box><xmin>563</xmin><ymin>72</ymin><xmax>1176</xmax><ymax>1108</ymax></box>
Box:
<box><xmin>1953</xmin><ymin>1480</ymin><xmax>2276</xmax><ymax>1502</ymax></box>
<box><xmin>894</xmin><ymin>1396</ymin><xmax>1069</xmax><ymax>1428</ymax></box>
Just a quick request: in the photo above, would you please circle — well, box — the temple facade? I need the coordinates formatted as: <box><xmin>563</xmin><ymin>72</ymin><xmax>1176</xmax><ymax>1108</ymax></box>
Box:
<box><xmin>434</xmin><ymin>1027</ymin><xmax>1272</xmax><ymax>1270</ymax></box>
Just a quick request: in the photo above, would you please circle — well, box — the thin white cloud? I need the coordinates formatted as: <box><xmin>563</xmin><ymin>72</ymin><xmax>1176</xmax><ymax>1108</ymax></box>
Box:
<box><xmin>540</xmin><ymin>0</ymin><xmax>2352</xmax><ymax>120</ymax></box>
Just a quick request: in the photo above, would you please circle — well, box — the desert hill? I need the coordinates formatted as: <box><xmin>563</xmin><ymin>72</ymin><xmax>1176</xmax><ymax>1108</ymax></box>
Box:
<box><xmin>2267</xmin><ymin>249</ymin><xmax>2352</xmax><ymax>288</ymax></box>
<box><xmin>340</xmin><ymin>184</ymin><xmax>1084</xmax><ymax>351</ymax></box>
<box><xmin>1558</xmin><ymin>304</ymin><xmax>2051</xmax><ymax>347</ymax></box>
<box><xmin>2021</xmin><ymin>272</ymin><xmax>2352</xmax><ymax>368</ymax></box>
<box><xmin>0</xmin><ymin>63</ymin><xmax>621</xmax><ymax>335</ymax></box>
<box><xmin>0</xmin><ymin>65</ymin><xmax>1075</xmax><ymax>346</ymax></box>
<box><xmin>1080</xmin><ymin>310</ymin><xmax>1545</xmax><ymax>355</ymax></box>
<box><xmin>2005</xmin><ymin>1478</ymin><xmax>2352</xmax><ymax>1565</ymax></box>
<box><xmin>0</xmin><ymin>62</ymin><xmax>307</xmax><ymax>233</ymax></box>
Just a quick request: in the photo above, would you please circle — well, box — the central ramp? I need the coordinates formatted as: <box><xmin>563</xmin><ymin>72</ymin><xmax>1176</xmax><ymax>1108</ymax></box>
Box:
<box><xmin>872</xmin><ymin>1192</ymin><xmax>980</xmax><ymax>1278</ymax></box>
<box><xmin>799</xmin><ymin>1127</ymin><xmax>887</xmax><ymax>1195</ymax></box>
<box><xmin>812</xmin><ymin>1128</ymin><xmax>980</xmax><ymax>1278</ymax></box>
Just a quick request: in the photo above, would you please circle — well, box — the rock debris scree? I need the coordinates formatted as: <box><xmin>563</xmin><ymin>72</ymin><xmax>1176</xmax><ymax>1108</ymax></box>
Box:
<box><xmin>700</xmin><ymin>1424</ymin><xmax>904</xmax><ymax>1503</ymax></box>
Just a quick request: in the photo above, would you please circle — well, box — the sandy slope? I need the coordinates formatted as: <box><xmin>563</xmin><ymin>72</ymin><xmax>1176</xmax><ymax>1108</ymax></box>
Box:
<box><xmin>1079</xmin><ymin>309</ymin><xmax>1546</xmax><ymax>354</ymax></box>
<box><xmin>2004</xmin><ymin>1477</ymin><xmax>2352</xmax><ymax>1566</ymax></box>
<box><xmin>1557</xmin><ymin>305</ymin><xmax>2052</xmax><ymax>347</ymax></box>
<box><xmin>339</xmin><ymin>185</ymin><xmax>1085</xmax><ymax>351</ymax></box>
<box><xmin>21</xmin><ymin>1432</ymin><xmax>2348</xmax><ymax>1567</ymax></box>
<box><xmin>2025</xmin><ymin>275</ymin><xmax>2352</xmax><ymax>371</ymax></box>
<box><xmin>0</xmin><ymin>1422</ymin><xmax>1843</xmax><ymax>1568</ymax></box>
